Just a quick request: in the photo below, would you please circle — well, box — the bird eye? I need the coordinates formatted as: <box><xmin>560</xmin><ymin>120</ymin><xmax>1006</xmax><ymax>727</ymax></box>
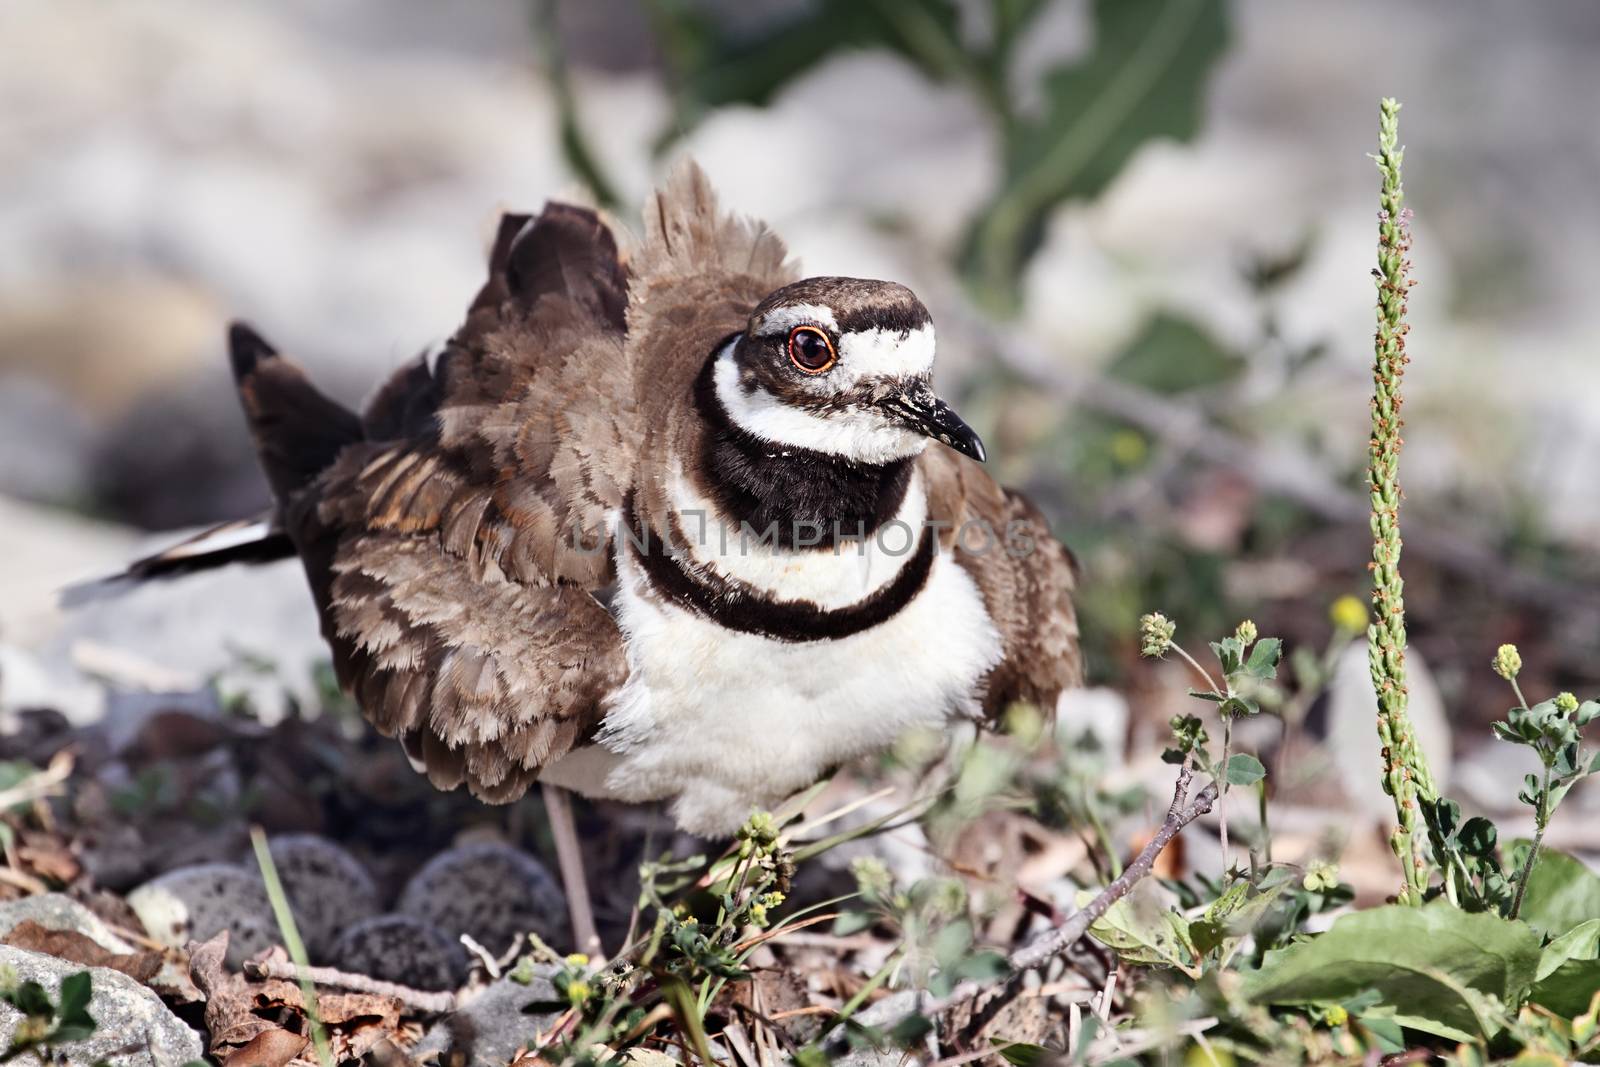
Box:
<box><xmin>787</xmin><ymin>326</ymin><xmax>836</xmax><ymax>374</ymax></box>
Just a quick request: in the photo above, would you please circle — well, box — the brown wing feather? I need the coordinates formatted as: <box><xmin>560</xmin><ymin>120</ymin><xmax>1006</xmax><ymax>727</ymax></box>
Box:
<box><xmin>297</xmin><ymin>201</ymin><xmax>641</xmax><ymax>802</ymax></box>
<box><xmin>921</xmin><ymin>448</ymin><xmax>1082</xmax><ymax>716</ymax></box>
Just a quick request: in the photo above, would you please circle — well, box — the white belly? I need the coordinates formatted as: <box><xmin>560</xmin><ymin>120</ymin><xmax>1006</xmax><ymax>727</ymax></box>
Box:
<box><xmin>546</xmin><ymin>495</ymin><xmax>1002</xmax><ymax>835</ymax></box>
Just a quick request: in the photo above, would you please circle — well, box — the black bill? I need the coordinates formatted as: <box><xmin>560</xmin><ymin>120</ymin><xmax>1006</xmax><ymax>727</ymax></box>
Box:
<box><xmin>880</xmin><ymin>385</ymin><xmax>986</xmax><ymax>463</ymax></box>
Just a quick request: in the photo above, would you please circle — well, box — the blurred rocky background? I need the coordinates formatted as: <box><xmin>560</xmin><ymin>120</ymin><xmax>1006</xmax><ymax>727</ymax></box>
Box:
<box><xmin>2</xmin><ymin>0</ymin><xmax>1599</xmax><ymax>909</ymax></box>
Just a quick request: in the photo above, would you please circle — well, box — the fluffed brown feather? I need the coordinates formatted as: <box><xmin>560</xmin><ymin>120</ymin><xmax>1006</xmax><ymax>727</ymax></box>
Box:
<box><xmin>919</xmin><ymin>447</ymin><xmax>1083</xmax><ymax>716</ymax></box>
<box><xmin>299</xmin><ymin>199</ymin><xmax>641</xmax><ymax>803</ymax></box>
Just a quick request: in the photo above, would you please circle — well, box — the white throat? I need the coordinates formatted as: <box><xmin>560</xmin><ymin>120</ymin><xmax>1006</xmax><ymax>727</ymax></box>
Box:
<box><xmin>712</xmin><ymin>344</ymin><xmax>927</xmax><ymax>464</ymax></box>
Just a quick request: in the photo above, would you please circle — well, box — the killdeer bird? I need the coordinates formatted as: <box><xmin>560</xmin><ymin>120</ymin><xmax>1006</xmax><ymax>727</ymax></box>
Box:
<box><xmin>97</xmin><ymin>165</ymin><xmax>1082</xmax><ymax>843</ymax></box>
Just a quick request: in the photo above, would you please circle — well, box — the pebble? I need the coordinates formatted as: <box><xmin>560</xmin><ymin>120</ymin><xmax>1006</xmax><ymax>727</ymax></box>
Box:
<box><xmin>397</xmin><ymin>841</ymin><xmax>567</xmax><ymax>956</ymax></box>
<box><xmin>264</xmin><ymin>833</ymin><xmax>381</xmax><ymax>958</ymax></box>
<box><xmin>327</xmin><ymin>913</ymin><xmax>467</xmax><ymax>992</ymax></box>
<box><xmin>127</xmin><ymin>862</ymin><xmax>278</xmax><ymax>968</ymax></box>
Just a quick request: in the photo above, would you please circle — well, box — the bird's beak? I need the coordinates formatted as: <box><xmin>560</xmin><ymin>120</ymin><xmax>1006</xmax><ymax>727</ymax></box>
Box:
<box><xmin>879</xmin><ymin>384</ymin><xmax>986</xmax><ymax>463</ymax></box>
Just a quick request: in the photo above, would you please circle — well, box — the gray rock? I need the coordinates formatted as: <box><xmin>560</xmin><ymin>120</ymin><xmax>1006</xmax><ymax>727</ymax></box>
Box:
<box><xmin>397</xmin><ymin>842</ymin><xmax>566</xmax><ymax>956</ymax></box>
<box><xmin>266</xmin><ymin>834</ymin><xmax>380</xmax><ymax>958</ymax></box>
<box><xmin>1055</xmin><ymin>686</ymin><xmax>1130</xmax><ymax>766</ymax></box>
<box><xmin>0</xmin><ymin>945</ymin><xmax>203</xmax><ymax>1065</ymax></box>
<box><xmin>1327</xmin><ymin>640</ymin><xmax>1453</xmax><ymax>820</ymax></box>
<box><xmin>127</xmin><ymin>863</ymin><xmax>277</xmax><ymax>968</ymax></box>
<box><xmin>411</xmin><ymin>965</ymin><xmax>563</xmax><ymax>1067</ymax></box>
<box><xmin>327</xmin><ymin>913</ymin><xmax>467</xmax><ymax>992</ymax></box>
<box><xmin>0</xmin><ymin>893</ymin><xmax>137</xmax><ymax>954</ymax></box>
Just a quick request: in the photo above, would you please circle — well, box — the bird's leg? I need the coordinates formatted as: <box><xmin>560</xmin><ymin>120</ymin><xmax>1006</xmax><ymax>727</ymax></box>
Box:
<box><xmin>542</xmin><ymin>782</ymin><xmax>603</xmax><ymax>961</ymax></box>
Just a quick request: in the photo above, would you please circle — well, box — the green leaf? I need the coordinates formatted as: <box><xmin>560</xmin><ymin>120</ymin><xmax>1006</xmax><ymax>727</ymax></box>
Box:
<box><xmin>1457</xmin><ymin>817</ymin><xmax>1498</xmax><ymax>857</ymax></box>
<box><xmin>1576</xmin><ymin>700</ymin><xmax>1600</xmax><ymax>727</ymax></box>
<box><xmin>960</xmin><ymin>0</ymin><xmax>1230</xmax><ymax>310</ymax></box>
<box><xmin>1081</xmin><ymin>885</ymin><xmax>1194</xmax><ymax>972</ymax></box>
<box><xmin>1518</xmin><ymin>850</ymin><xmax>1600</xmax><ymax>940</ymax></box>
<box><xmin>995</xmin><ymin>1040</ymin><xmax>1051</xmax><ymax>1067</ymax></box>
<box><xmin>1190</xmin><ymin>881</ymin><xmax>1283</xmax><ymax>956</ymax></box>
<box><xmin>1244</xmin><ymin>638</ymin><xmax>1284</xmax><ymax>680</ymax></box>
<box><xmin>1536</xmin><ymin>918</ymin><xmax>1600</xmax><ymax>982</ymax></box>
<box><xmin>1529</xmin><ymin>958</ymin><xmax>1600</xmax><ymax>1018</ymax></box>
<box><xmin>1209</xmin><ymin>637</ymin><xmax>1244</xmax><ymax>676</ymax></box>
<box><xmin>1224</xmin><ymin>753</ymin><xmax>1266</xmax><ymax>787</ymax></box>
<box><xmin>885</xmin><ymin>1011</ymin><xmax>934</xmax><ymax>1048</ymax></box>
<box><xmin>1218</xmin><ymin>696</ymin><xmax>1260</xmax><ymax>719</ymax></box>
<box><xmin>54</xmin><ymin>971</ymin><xmax>93</xmax><ymax>1028</ymax></box>
<box><xmin>652</xmin><ymin>0</ymin><xmax>969</xmax><ymax>133</ymax></box>
<box><xmin>1239</xmin><ymin>902</ymin><xmax>1542</xmax><ymax>1041</ymax></box>
<box><xmin>952</xmin><ymin>951</ymin><xmax>1009</xmax><ymax>983</ymax></box>
<box><xmin>1106</xmin><ymin>315</ymin><xmax>1245</xmax><ymax>396</ymax></box>
<box><xmin>832</xmin><ymin>911</ymin><xmax>875</xmax><ymax>936</ymax></box>
<box><xmin>1357</xmin><ymin>1013</ymin><xmax>1406</xmax><ymax>1052</ymax></box>
<box><xmin>931</xmin><ymin>920</ymin><xmax>974</xmax><ymax>970</ymax></box>
<box><xmin>11</xmin><ymin>980</ymin><xmax>51</xmax><ymax>1018</ymax></box>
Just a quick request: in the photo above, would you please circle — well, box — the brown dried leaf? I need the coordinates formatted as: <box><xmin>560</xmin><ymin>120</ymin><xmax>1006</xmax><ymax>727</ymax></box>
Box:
<box><xmin>189</xmin><ymin>933</ymin><xmax>299</xmax><ymax>1053</ymax></box>
<box><xmin>2</xmin><ymin>920</ymin><xmax>162</xmax><ymax>983</ymax></box>
<box><xmin>221</xmin><ymin>1027</ymin><xmax>307</xmax><ymax>1067</ymax></box>
<box><xmin>17</xmin><ymin>833</ymin><xmax>80</xmax><ymax>883</ymax></box>
<box><xmin>193</xmin><ymin>935</ymin><xmax>407</xmax><ymax>1062</ymax></box>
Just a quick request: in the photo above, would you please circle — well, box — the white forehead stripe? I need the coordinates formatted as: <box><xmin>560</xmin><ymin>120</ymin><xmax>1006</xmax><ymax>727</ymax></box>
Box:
<box><xmin>754</xmin><ymin>303</ymin><xmax>839</xmax><ymax>336</ymax></box>
<box><xmin>836</xmin><ymin>324</ymin><xmax>936</xmax><ymax>386</ymax></box>
<box><xmin>712</xmin><ymin>346</ymin><xmax>926</xmax><ymax>464</ymax></box>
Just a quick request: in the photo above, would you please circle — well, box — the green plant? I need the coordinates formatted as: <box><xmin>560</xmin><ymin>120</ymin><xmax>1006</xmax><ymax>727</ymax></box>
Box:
<box><xmin>0</xmin><ymin>968</ymin><xmax>95</xmax><ymax>1064</ymax></box>
<box><xmin>633</xmin><ymin>0</ymin><xmax>1229</xmax><ymax>312</ymax></box>
<box><xmin>1139</xmin><ymin>612</ymin><xmax>1279</xmax><ymax>880</ymax></box>
<box><xmin>251</xmin><ymin>826</ymin><xmax>334</xmax><ymax>1067</ymax></box>
<box><xmin>1366</xmin><ymin>96</ymin><xmax>1441</xmax><ymax>905</ymax></box>
<box><xmin>1486</xmin><ymin>648</ymin><xmax>1600</xmax><ymax>919</ymax></box>
<box><xmin>500</xmin><ymin>808</ymin><xmax>876</xmax><ymax>1066</ymax></box>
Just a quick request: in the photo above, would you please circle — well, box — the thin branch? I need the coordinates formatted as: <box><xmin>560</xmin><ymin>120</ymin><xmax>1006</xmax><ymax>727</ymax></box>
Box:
<box><xmin>928</xmin><ymin>278</ymin><xmax>1600</xmax><ymax>616</ymax></box>
<box><xmin>544</xmin><ymin>783</ymin><xmax>604</xmax><ymax>960</ymax></box>
<box><xmin>243</xmin><ymin>957</ymin><xmax>457</xmax><ymax>1014</ymax></box>
<box><xmin>831</xmin><ymin>764</ymin><xmax>1218</xmax><ymax>1041</ymax></box>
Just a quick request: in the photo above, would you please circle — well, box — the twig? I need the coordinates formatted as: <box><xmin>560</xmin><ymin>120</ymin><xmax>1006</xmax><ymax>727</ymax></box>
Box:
<box><xmin>928</xmin><ymin>277</ymin><xmax>1600</xmax><ymax>616</ymax></box>
<box><xmin>1010</xmin><ymin>767</ymin><xmax>1217</xmax><ymax>975</ymax></box>
<box><xmin>0</xmin><ymin>749</ymin><xmax>74</xmax><ymax>811</ymax></box>
<box><xmin>543</xmin><ymin>783</ymin><xmax>604</xmax><ymax>960</ymax></box>
<box><xmin>460</xmin><ymin>933</ymin><xmax>502</xmax><ymax>980</ymax></box>
<box><xmin>0</xmin><ymin>867</ymin><xmax>49</xmax><ymax>896</ymax></box>
<box><xmin>243</xmin><ymin>957</ymin><xmax>457</xmax><ymax>1014</ymax></box>
<box><xmin>832</xmin><ymin>765</ymin><xmax>1218</xmax><ymax>1040</ymax></box>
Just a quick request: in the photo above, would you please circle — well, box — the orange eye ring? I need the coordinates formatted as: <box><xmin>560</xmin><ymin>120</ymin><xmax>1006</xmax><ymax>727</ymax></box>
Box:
<box><xmin>787</xmin><ymin>325</ymin><xmax>837</xmax><ymax>374</ymax></box>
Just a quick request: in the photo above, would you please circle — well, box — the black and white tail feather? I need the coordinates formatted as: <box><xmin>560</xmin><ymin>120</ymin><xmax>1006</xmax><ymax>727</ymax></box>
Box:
<box><xmin>59</xmin><ymin>515</ymin><xmax>291</xmax><ymax>607</ymax></box>
<box><xmin>60</xmin><ymin>321</ymin><xmax>371</xmax><ymax>608</ymax></box>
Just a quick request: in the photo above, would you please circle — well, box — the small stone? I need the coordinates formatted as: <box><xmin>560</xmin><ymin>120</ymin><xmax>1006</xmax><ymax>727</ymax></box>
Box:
<box><xmin>265</xmin><ymin>834</ymin><xmax>381</xmax><ymax>958</ymax></box>
<box><xmin>0</xmin><ymin>946</ymin><xmax>204</xmax><ymax>1065</ymax></box>
<box><xmin>1327</xmin><ymin>640</ymin><xmax>1452</xmax><ymax>820</ymax></box>
<box><xmin>127</xmin><ymin>863</ymin><xmax>277</xmax><ymax>968</ymax></box>
<box><xmin>411</xmin><ymin>965</ymin><xmax>563</xmax><ymax>1067</ymax></box>
<box><xmin>397</xmin><ymin>842</ymin><xmax>566</xmax><ymax>956</ymax></box>
<box><xmin>327</xmin><ymin>913</ymin><xmax>467</xmax><ymax>992</ymax></box>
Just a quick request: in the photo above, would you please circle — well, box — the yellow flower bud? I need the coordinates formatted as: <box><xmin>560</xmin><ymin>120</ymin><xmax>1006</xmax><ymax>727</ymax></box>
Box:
<box><xmin>1329</xmin><ymin>595</ymin><xmax>1368</xmax><ymax>634</ymax></box>
<box><xmin>1139</xmin><ymin>612</ymin><xmax>1176</xmax><ymax>658</ymax></box>
<box><xmin>1492</xmin><ymin>644</ymin><xmax>1522</xmax><ymax>681</ymax></box>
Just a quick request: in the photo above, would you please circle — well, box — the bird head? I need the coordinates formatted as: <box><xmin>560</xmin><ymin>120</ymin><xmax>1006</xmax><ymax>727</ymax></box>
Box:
<box><xmin>713</xmin><ymin>276</ymin><xmax>985</xmax><ymax>465</ymax></box>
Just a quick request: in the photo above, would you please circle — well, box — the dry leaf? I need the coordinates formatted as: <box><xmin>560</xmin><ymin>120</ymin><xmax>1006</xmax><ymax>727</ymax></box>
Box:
<box><xmin>2</xmin><ymin>919</ymin><xmax>162</xmax><ymax>983</ymax></box>
<box><xmin>221</xmin><ymin>1027</ymin><xmax>308</xmax><ymax>1067</ymax></box>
